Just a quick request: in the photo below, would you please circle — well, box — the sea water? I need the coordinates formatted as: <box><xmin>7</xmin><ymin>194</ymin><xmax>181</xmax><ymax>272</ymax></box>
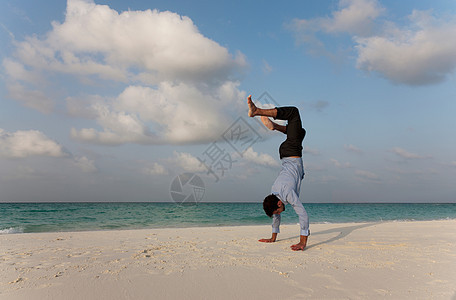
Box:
<box><xmin>1</xmin><ymin>202</ymin><xmax>455</xmax><ymax>234</ymax></box>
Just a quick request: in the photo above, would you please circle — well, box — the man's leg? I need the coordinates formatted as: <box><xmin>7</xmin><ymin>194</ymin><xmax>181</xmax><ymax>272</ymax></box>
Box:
<box><xmin>274</xmin><ymin>106</ymin><xmax>306</xmax><ymax>159</ymax></box>
<box><xmin>248</xmin><ymin>95</ymin><xmax>287</xmax><ymax>133</ymax></box>
<box><xmin>247</xmin><ymin>95</ymin><xmax>302</xmax><ymax>138</ymax></box>
<box><xmin>247</xmin><ymin>95</ymin><xmax>277</xmax><ymax>118</ymax></box>
<box><xmin>275</xmin><ymin>106</ymin><xmax>303</xmax><ymax>141</ymax></box>
<box><xmin>247</xmin><ymin>95</ymin><xmax>305</xmax><ymax>158</ymax></box>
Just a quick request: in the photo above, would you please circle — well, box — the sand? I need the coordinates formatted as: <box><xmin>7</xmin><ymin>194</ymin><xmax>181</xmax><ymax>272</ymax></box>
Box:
<box><xmin>1</xmin><ymin>220</ymin><xmax>455</xmax><ymax>299</ymax></box>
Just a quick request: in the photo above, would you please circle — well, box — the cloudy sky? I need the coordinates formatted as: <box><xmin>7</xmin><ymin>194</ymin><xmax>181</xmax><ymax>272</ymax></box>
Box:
<box><xmin>1</xmin><ymin>0</ymin><xmax>455</xmax><ymax>203</ymax></box>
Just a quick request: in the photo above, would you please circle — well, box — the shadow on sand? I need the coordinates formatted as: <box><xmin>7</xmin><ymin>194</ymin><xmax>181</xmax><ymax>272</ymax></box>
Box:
<box><xmin>278</xmin><ymin>222</ymin><xmax>381</xmax><ymax>250</ymax></box>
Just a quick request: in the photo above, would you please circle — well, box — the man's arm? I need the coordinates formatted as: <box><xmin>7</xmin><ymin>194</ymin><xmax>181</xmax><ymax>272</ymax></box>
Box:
<box><xmin>286</xmin><ymin>190</ymin><xmax>309</xmax><ymax>236</ymax></box>
<box><xmin>286</xmin><ymin>190</ymin><xmax>310</xmax><ymax>250</ymax></box>
<box><xmin>272</xmin><ymin>212</ymin><xmax>281</xmax><ymax>230</ymax></box>
<box><xmin>259</xmin><ymin>213</ymin><xmax>281</xmax><ymax>243</ymax></box>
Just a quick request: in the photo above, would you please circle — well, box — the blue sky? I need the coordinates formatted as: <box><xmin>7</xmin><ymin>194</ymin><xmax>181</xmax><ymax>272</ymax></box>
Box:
<box><xmin>1</xmin><ymin>0</ymin><xmax>455</xmax><ymax>203</ymax></box>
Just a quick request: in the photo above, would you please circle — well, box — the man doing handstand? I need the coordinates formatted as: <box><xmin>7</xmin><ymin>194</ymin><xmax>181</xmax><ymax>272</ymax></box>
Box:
<box><xmin>247</xmin><ymin>95</ymin><xmax>309</xmax><ymax>251</ymax></box>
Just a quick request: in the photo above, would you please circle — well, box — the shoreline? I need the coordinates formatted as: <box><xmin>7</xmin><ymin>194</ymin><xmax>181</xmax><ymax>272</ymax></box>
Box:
<box><xmin>3</xmin><ymin>218</ymin><xmax>456</xmax><ymax>236</ymax></box>
<box><xmin>1</xmin><ymin>220</ymin><xmax>456</xmax><ymax>299</ymax></box>
<box><xmin>3</xmin><ymin>202</ymin><xmax>456</xmax><ymax>236</ymax></box>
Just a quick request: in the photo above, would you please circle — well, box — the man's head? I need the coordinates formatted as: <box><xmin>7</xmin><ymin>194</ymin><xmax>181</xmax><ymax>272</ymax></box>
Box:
<box><xmin>263</xmin><ymin>194</ymin><xmax>285</xmax><ymax>217</ymax></box>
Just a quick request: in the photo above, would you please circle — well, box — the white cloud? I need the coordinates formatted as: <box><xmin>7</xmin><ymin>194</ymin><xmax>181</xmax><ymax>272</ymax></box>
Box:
<box><xmin>4</xmin><ymin>0</ymin><xmax>247</xmax><ymax>145</ymax></box>
<box><xmin>288</xmin><ymin>0</ymin><xmax>384</xmax><ymax>56</ymax></box>
<box><xmin>143</xmin><ymin>162</ymin><xmax>168</xmax><ymax>176</ymax></box>
<box><xmin>3</xmin><ymin>59</ymin><xmax>43</xmax><ymax>84</ymax></box>
<box><xmin>7</xmin><ymin>0</ymin><xmax>245</xmax><ymax>85</ymax></box>
<box><xmin>390</xmin><ymin>147</ymin><xmax>430</xmax><ymax>160</ymax></box>
<box><xmin>243</xmin><ymin>147</ymin><xmax>279</xmax><ymax>168</ymax></box>
<box><xmin>2</xmin><ymin>166</ymin><xmax>37</xmax><ymax>180</ymax></box>
<box><xmin>71</xmin><ymin>101</ymin><xmax>156</xmax><ymax>145</ymax></box>
<box><xmin>262</xmin><ymin>60</ymin><xmax>273</xmax><ymax>74</ymax></box>
<box><xmin>289</xmin><ymin>1</ymin><xmax>456</xmax><ymax>86</ymax></box>
<box><xmin>331</xmin><ymin>158</ymin><xmax>351</xmax><ymax>169</ymax></box>
<box><xmin>356</xmin><ymin>10</ymin><xmax>456</xmax><ymax>85</ymax></box>
<box><xmin>66</xmin><ymin>95</ymin><xmax>100</xmax><ymax>119</ymax></box>
<box><xmin>303</xmin><ymin>146</ymin><xmax>321</xmax><ymax>156</ymax></box>
<box><xmin>71</xmin><ymin>82</ymin><xmax>244</xmax><ymax>145</ymax></box>
<box><xmin>6</xmin><ymin>83</ymin><xmax>54</xmax><ymax>114</ymax></box>
<box><xmin>451</xmin><ymin>161</ymin><xmax>456</xmax><ymax>168</ymax></box>
<box><xmin>304</xmin><ymin>162</ymin><xmax>327</xmax><ymax>172</ymax></box>
<box><xmin>170</xmin><ymin>151</ymin><xmax>206</xmax><ymax>173</ymax></box>
<box><xmin>1</xmin><ymin>23</ymin><xmax>16</xmax><ymax>40</ymax></box>
<box><xmin>321</xmin><ymin>0</ymin><xmax>384</xmax><ymax>36</ymax></box>
<box><xmin>0</xmin><ymin>129</ymin><xmax>67</xmax><ymax>158</ymax></box>
<box><xmin>344</xmin><ymin>144</ymin><xmax>363</xmax><ymax>154</ymax></box>
<box><xmin>387</xmin><ymin>167</ymin><xmax>424</xmax><ymax>176</ymax></box>
<box><xmin>73</xmin><ymin>156</ymin><xmax>97</xmax><ymax>173</ymax></box>
<box><xmin>355</xmin><ymin>169</ymin><xmax>380</xmax><ymax>181</ymax></box>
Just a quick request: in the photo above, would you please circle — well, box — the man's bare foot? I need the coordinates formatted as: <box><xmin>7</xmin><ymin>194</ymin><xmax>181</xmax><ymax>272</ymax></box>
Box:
<box><xmin>291</xmin><ymin>235</ymin><xmax>308</xmax><ymax>251</ymax></box>
<box><xmin>247</xmin><ymin>95</ymin><xmax>257</xmax><ymax>117</ymax></box>
<box><xmin>261</xmin><ymin>116</ymin><xmax>275</xmax><ymax>131</ymax></box>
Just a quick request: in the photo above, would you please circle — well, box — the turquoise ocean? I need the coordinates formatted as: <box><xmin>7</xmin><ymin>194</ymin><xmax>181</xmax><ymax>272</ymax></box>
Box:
<box><xmin>1</xmin><ymin>202</ymin><xmax>456</xmax><ymax>234</ymax></box>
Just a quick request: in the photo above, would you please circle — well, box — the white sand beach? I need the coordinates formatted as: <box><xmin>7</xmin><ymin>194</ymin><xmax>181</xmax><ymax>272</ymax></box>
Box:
<box><xmin>1</xmin><ymin>220</ymin><xmax>456</xmax><ymax>299</ymax></box>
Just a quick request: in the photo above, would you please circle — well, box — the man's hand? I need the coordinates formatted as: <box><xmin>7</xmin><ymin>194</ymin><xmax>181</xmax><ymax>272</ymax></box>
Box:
<box><xmin>259</xmin><ymin>233</ymin><xmax>277</xmax><ymax>243</ymax></box>
<box><xmin>290</xmin><ymin>235</ymin><xmax>308</xmax><ymax>251</ymax></box>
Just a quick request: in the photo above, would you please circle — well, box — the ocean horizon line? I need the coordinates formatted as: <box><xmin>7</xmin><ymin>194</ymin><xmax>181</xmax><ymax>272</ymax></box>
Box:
<box><xmin>1</xmin><ymin>201</ymin><xmax>455</xmax><ymax>204</ymax></box>
<box><xmin>1</xmin><ymin>202</ymin><xmax>455</xmax><ymax>235</ymax></box>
